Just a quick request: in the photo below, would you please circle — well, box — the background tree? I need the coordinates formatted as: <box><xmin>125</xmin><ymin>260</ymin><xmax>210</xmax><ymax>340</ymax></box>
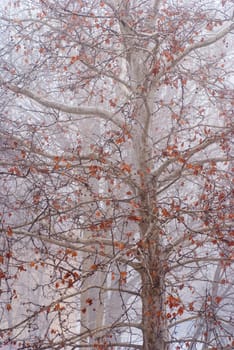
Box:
<box><xmin>0</xmin><ymin>0</ymin><xmax>233</xmax><ymax>349</ymax></box>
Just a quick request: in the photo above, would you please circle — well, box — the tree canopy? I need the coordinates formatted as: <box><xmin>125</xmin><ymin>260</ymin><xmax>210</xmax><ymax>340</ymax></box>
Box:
<box><xmin>0</xmin><ymin>1</ymin><xmax>233</xmax><ymax>349</ymax></box>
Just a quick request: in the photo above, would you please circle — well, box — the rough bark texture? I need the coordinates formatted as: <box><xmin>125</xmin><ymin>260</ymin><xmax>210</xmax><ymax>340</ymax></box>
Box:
<box><xmin>140</xmin><ymin>230</ymin><xmax>168</xmax><ymax>350</ymax></box>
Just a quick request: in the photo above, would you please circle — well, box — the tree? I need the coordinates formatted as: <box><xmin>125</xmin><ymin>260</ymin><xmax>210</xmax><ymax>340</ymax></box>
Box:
<box><xmin>0</xmin><ymin>0</ymin><xmax>233</xmax><ymax>349</ymax></box>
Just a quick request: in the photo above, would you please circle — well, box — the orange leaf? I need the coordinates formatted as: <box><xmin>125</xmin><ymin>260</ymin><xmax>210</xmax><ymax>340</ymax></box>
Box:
<box><xmin>177</xmin><ymin>306</ymin><xmax>184</xmax><ymax>316</ymax></box>
<box><xmin>215</xmin><ymin>296</ymin><xmax>222</xmax><ymax>304</ymax></box>
<box><xmin>67</xmin><ymin>278</ymin><xmax>74</xmax><ymax>288</ymax></box>
<box><xmin>120</xmin><ymin>163</ymin><xmax>131</xmax><ymax>173</ymax></box>
<box><xmin>6</xmin><ymin>303</ymin><xmax>12</xmax><ymax>311</ymax></box>
<box><xmin>18</xmin><ymin>265</ymin><xmax>26</xmax><ymax>272</ymax></box>
<box><xmin>114</xmin><ymin>241</ymin><xmax>125</xmax><ymax>250</ymax></box>
<box><xmin>152</xmin><ymin>61</ymin><xmax>160</xmax><ymax>75</ymax></box>
<box><xmin>109</xmin><ymin>99</ymin><xmax>116</xmax><ymax>107</ymax></box>
<box><xmin>130</xmin><ymin>200</ymin><xmax>140</xmax><ymax>208</ymax></box>
<box><xmin>64</xmin><ymin>272</ymin><xmax>70</xmax><ymax>279</ymax></box>
<box><xmin>116</xmin><ymin>137</ymin><xmax>125</xmax><ymax>144</ymax></box>
<box><xmin>162</xmin><ymin>208</ymin><xmax>170</xmax><ymax>217</ymax></box>
<box><xmin>71</xmin><ymin>250</ymin><xmax>78</xmax><ymax>257</ymax></box>
<box><xmin>163</xmin><ymin>50</ymin><xmax>173</xmax><ymax>61</ymax></box>
<box><xmin>70</xmin><ymin>55</ymin><xmax>80</xmax><ymax>65</ymax></box>
<box><xmin>54</xmin><ymin>303</ymin><xmax>60</xmax><ymax>311</ymax></box>
<box><xmin>0</xmin><ymin>270</ymin><xmax>6</xmax><ymax>279</ymax></box>
<box><xmin>65</xmin><ymin>249</ymin><xmax>78</xmax><ymax>257</ymax></box>
<box><xmin>73</xmin><ymin>271</ymin><xmax>80</xmax><ymax>280</ymax></box>
<box><xmin>8</xmin><ymin>166</ymin><xmax>21</xmax><ymax>176</ymax></box>
<box><xmin>5</xmin><ymin>251</ymin><xmax>12</xmax><ymax>259</ymax></box>
<box><xmin>95</xmin><ymin>210</ymin><xmax>102</xmax><ymax>217</ymax></box>
<box><xmin>99</xmin><ymin>219</ymin><xmax>113</xmax><ymax>229</ymax></box>
<box><xmin>120</xmin><ymin>271</ymin><xmax>127</xmax><ymax>284</ymax></box>
<box><xmin>7</xmin><ymin>226</ymin><xmax>13</xmax><ymax>236</ymax></box>
<box><xmin>54</xmin><ymin>303</ymin><xmax>64</xmax><ymax>311</ymax></box>
<box><xmin>188</xmin><ymin>302</ymin><xmax>194</xmax><ymax>311</ymax></box>
<box><xmin>86</xmin><ymin>298</ymin><xmax>93</xmax><ymax>305</ymax></box>
<box><xmin>166</xmin><ymin>295</ymin><xmax>180</xmax><ymax>308</ymax></box>
<box><xmin>128</xmin><ymin>215</ymin><xmax>142</xmax><ymax>222</ymax></box>
<box><xmin>89</xmin><ymin>165</ymin><xmax>101</xmax><ymax>176</ymax></box>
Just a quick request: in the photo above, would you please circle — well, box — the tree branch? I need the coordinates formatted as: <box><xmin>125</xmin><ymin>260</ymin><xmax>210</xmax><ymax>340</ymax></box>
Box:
<box><xmin>0</xmin><ymin>77</ymin><xmax>122</xmax><ymax>128</ymax></box>
<box><xmin>170</xmin><ymin>22</ymin><xmax>234</xmax><ymax>70</ymax></box>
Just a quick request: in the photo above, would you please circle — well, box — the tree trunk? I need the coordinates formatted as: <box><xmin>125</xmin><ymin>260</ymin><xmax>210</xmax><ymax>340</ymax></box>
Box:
<box><xmin>140</xmin><ymin>238</ymin><xmax>168</xmax><ymax>350</ymax></box>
